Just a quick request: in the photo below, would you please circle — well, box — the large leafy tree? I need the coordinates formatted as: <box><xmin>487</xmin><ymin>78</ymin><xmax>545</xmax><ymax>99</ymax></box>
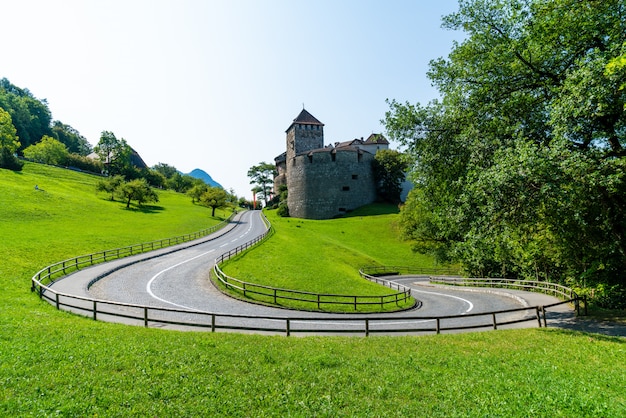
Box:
<box><xmin>117</xmin><ymin>178</ymin><xmax>159</xmax><ymax>209</ymax></box>
<box><xmin>0</xmin><ymin>78</ymin><xmax>52</xmax><ymax>149</ymax></box>
<box><xmin>373</xmin><ymin>149</ymin><xmax>408</xmax><ymax>203</ymax></box>
<box><xmin>23</xmin><ymin>135</ymin><xmax>69</xmax><ymax>165</ymax></box>
<box><xmin>0</xmin><ymin>107</ymin><xmax>22</xmax><ymax>170</ymax></box>
<box><xmin>247</xmin><ymin>162</ymin><xmax>276</xmax><ymax>207</ymax></box>
<box><xmin>200</xmin><ymin>186</ymin><xmax>229</xmax><ymax>217</ymax></box>
<box><xmin>51</xmin><ymin>121</ymin><xmax>91</xmax><ymax>155</ymax></box>
<box><xmin>385</xmin><ymin>0</ymin><xmax>625</xmax><ymax>306</ymax></box>
<box><xmin>94</xmin><ymin>131</ymin><xmax>134</xmax><ymax>177</ymax></box>
<box><xmin>151</xmin><ymin>162</ymin><xmax>178</xmax><ymax>179</ymax></box>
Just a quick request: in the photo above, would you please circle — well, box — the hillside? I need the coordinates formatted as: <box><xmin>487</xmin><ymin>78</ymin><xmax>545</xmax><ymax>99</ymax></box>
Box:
<box><xmin>0</xmin><ymin>163</ymin><xmax>624</xmax><ymax>417</ymax></box>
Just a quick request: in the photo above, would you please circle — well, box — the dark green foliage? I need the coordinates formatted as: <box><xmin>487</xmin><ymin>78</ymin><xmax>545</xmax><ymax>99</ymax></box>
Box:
<box><xmin>166</xmin><ymin>172</ymin><xmax>195</xmax><ymax>193</ymax></box>
<box><xmin>118</xmin><ymin>178</ymin><xmax>159</xmax><ymax>209</ymax></box>
<box><xmin>96</xmin><ymin>175</ymin><xmax>125</xmax><ymax>201</ymax></box>
<box><xmin>373</xmin><ymin>149</ymin><xmax>408</xmax><ymax>203</ymax></box>
<box><xmin>247</xmin><ymin>162</ymin><xmax>276</xmax><ymax>206</ymax></box>
<box><xmin>64</xmin><ymin>153</ymin><xmax>103</xmax><ymax>174</ymax></box>
<box><xmin>0</xmin><ymin>78</ymin><xmax>52</xmax><ymax>149</ymax></box>
<box><xmin>199</xmin><ymin>186</ymin><xmax>228</xmax><ymax>216</ymax></box>
<box><xmin>385</xmin><ymin>0</ymin><xmax>626</xmax><ymax>307</ymax></box>
<box><xmin>151</xmin><ymin>162</ymin><xmax>179</xmax><ymax>179</ymax></box>
<box><xmin>0</xmin><ymin>147</ymin><xmax>23</xmax><ymax>171</ymax></box>
<box><xmin>50</xmin><ymin>120</ymin><xmax>92</xmax><ymax>155</ymax></box>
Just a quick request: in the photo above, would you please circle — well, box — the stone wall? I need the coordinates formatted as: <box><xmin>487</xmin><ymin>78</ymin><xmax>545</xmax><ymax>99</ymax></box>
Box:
<box><xmin>286</xmin><ymin>124</ymin><xmax>324</xmax><ymax>163</ymax></box>
<box><xmin>287</xmin><ymin>148</ymin><xmax>377</xmax><ymax>219</ymax></box>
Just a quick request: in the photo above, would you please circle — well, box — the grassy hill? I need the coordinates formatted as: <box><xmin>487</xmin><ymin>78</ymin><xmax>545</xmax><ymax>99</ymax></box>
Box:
<box><xmin>1</xmin><ymin>162</ymin><xmax>625</xmax><ymax>417</ymax></box>
<box><xmin>220</xmin><ymin>205</ymin><xmax>437</xmax><ymax>311</ymax></box>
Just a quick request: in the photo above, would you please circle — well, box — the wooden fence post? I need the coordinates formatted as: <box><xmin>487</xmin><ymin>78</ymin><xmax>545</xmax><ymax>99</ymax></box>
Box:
<box><xmin>536</xmin><ymin>307</ymin><xmax>542</xmax><ymax>327</ymax></box>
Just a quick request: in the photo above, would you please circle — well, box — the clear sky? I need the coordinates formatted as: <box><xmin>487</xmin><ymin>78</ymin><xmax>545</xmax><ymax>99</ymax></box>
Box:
<box><xmin>2</xmin><ymin>0</ymin><xmax>462</xmax><ymax>198</ymax></box>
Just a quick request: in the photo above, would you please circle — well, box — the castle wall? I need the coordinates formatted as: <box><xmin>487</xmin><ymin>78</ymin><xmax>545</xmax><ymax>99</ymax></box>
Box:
<box><xmin>287</xmin><ymin>149</ymin><xmax>377</xmax><ymax>219</ymax></box>
<box><xmin>286</xmin><ymin>124</ymin><xmax>324</xmax><ymax>163</ymax></box>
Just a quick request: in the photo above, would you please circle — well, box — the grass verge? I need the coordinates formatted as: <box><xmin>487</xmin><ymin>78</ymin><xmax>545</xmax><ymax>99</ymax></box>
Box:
<box><xmin>0</xmin><ymin>163</ymin><xmax>624</xmax><ymax>416</ymax></box>
<box><xmin>217</xmin><ymin>205</ymin><xmax>435</xmax><ymax>312</ymax></box>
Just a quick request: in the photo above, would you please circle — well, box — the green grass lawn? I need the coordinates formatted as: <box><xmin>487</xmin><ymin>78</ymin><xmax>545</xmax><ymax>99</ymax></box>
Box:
<box><xmin>1</xmin><ymin>162</ymin><xmax>625</xmax><ymax>417</ymax></box>
<box><xmin>219</xmin><ymin>206</ymin><xmax>434</xmax><ymax>312</ymax></box>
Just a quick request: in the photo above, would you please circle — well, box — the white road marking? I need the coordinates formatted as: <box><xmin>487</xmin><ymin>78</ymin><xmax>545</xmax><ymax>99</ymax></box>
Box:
<box><xmin>412</xmin><ymin>288</ymin><xmax>474</xmax><ymax>313</ymax></box>
<box><xmin>146</xmin><ymin>249</ymin><xmax>215</xmax><ymax>312</ymax></box>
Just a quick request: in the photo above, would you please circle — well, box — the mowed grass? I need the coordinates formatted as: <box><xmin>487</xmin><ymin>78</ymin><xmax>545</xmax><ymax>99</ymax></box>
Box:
<box><xmin>0</xmin><ymin>163</ymin><xmax>625</xmax><ymax>417</ymax></box>
<box><xmin>219</xmin><ymin>206</ymin><xmax>434</xmax><ymax>311</ymax></box>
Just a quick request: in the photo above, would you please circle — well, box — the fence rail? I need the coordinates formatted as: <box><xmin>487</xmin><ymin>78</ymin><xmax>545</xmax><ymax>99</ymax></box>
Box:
<box><xmin>359</xmin><ymin>265</ymin><xmax>460</xmax><ymax>280</ymax></box>
<box><xmin>30</xmin><ymin>210</ymin><xmax>584</xmax><ymax>336</ymax></box>
<box><xmin>31</xmin><ymin>214</ymin><xmax>235</xmax><ymax>293</ymax></box>
<box><xmin>212</xmin><ymin>218</ymin><xmax>414</xmax><ymax>311</ymax></box>
<box><xmin>429</xmin><ymin>276</ymin><xmax>587</xmax><ymax>315</ymax></box>
<box><xmin>36</xmin><ymin>287</ymin><xmax>575</xmax><ymax>336</ymax></box>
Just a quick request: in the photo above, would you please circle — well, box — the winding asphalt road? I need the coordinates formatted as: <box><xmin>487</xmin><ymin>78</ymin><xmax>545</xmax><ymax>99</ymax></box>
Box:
<box><xmin>48</xmin><ymin>210</ymin><xmax>570</xmax><ymax>335</ymax></box>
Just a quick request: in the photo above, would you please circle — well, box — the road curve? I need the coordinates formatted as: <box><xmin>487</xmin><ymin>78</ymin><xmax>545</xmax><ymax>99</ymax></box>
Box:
<box><xmin>48</xmin><ymin>210</ymin><xmax>568</xmax><ymax>334</ymax></box>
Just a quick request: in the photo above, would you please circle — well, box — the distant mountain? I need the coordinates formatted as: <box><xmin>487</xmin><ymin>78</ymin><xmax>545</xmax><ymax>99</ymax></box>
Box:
<box><xmin>187</xmin><ymin>168</ymin><xmax>223</xmax><ymax>188</ymax></box>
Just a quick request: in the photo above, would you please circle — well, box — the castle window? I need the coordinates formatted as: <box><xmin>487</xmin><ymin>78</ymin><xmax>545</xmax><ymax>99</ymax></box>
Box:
<box><xmin>342</xmin><ymin>186</ymin><xmax>350</xmax><ymax>191</ymax></box>
<box><xmin>308</xmin><ymin>154</ymin><xmax>313</xmax><ymax>163</ymax></box>
<box><xmin>331</xmin><ymin>152</ymin><xmax>336</xmax><ymax>162</ymax></box>
<box><xmin>338</xmin><ymin>208</ymin><xmax>346</xmax><ymax>212</ymax></box>
<box><xmin>352</xmin><ymin>174</ymin><xmax>358</xmax><ymax>180</ymax></box>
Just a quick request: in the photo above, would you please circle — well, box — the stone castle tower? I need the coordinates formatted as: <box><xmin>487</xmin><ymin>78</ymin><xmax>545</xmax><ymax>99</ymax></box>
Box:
<box><xmin>275</xmin><ymin>109</ymin><xmax>388</xmax><ymax>219</ymax></box>
<box><xmin>286</xmin><ymin>109</ymin><xmax>325</xmax><ymax>163</ymax></box>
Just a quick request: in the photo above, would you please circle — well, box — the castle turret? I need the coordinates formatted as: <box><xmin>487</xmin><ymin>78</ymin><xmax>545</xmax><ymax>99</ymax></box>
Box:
<box><xmin>285</xmin><ymin>109</ymin><xmax>324</xmax><ymax>163</ymax></box>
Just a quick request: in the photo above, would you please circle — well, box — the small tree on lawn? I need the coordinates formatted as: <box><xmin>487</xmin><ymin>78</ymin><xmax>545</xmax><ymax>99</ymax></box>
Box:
<box><xmin>96</xmin><ymin>175</ymin><xmax>125</xmax><ymax>201</ymax></box>
<box><xmin>118</xmin><ymin>178</ymin><xmax>159</xmax><ymax>209</ymax></box>
<box><xmin>200</xmin><ymin>186</ymin><xmax>228</xmax><ymax>217</ymax></box>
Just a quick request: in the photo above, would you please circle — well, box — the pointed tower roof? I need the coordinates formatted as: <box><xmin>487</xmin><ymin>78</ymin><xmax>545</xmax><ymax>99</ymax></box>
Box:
<box><xmin>286</xmin><ymin>109</ymin><xmax>324</xmax><ymax>132</ymax></box>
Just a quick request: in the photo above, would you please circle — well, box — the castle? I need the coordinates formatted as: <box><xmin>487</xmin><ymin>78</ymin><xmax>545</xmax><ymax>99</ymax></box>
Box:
<box><xmin>274</xmin><ymin>109</ymin><xmax>390</xmax><ymax>219</ymax></box>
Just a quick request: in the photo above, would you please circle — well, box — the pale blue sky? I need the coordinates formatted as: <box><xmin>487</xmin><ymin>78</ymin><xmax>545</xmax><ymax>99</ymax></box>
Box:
<box><xmin>2</xmin><ymin>0</ymin><xmax>462</xmax><ymax>197</ymax></box>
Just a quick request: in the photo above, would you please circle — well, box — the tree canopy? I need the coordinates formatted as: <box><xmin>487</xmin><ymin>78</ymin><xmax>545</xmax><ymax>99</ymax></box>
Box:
<box><xmin>23</xmin><ymin>135</ymin><xmax>69</xmax><ymax>165</ymax></box>
<box><xmin>385</xmin><ymin>0</ymin><xmax>626</xmax><ymax>307</ymax></box>
<box><xmin>0</xmin><ymin>78</ymin><xmax>52</xmax><ymax>150</ymax></box>
<box><xmin>373</xmin><ymin>149</ymin><xmax>408</xmax><ymax>203</ymax></box>
<box><xmin>0</xmin><ymin>107</ymin><xmax>22</xmax><ymax>170</ymax></box>
<box><xmin>200</xmin><ymin>186</ymin><xmax>229</xmax><ymax>217</ymax></box>
<box><xmin>247</xmin><ymin>162</ymin><xmax>276</xmax><ymax>207</ymax></box>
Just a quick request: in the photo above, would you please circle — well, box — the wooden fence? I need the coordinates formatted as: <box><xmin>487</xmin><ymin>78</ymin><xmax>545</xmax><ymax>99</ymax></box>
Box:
<box><xmin>34</xmin><ymin>287</ymin><xmax>575</xmax><ymax>336</ymax></box>
<box><xmin>31</xmin><ymin>214</ymin><xmax>235</xmax><ymax>293</ymax></box>
<box><xmin>429</xmin><ymin>276</ymin><xmax>587</xmax><ymax>315</ymax></box>
<box><xmin>212</xmin><ymin>217</ymin><xmax>415</xmax><ymax>311</ymax></box>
